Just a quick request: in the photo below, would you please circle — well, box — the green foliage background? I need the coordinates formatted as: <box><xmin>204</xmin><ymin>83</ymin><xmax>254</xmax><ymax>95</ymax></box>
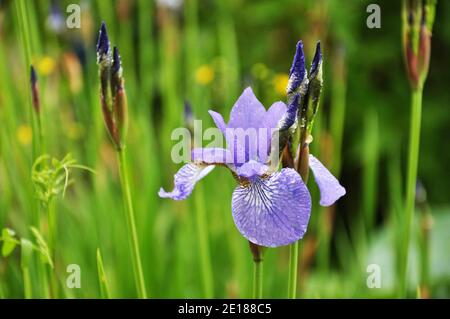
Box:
<box><xmin>0</xmin><ymin>0</ymin><xmax>449</xmax><ymax>298</ymax></box>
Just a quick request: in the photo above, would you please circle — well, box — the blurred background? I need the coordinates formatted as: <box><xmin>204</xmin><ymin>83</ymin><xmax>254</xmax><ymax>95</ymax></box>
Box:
<box><xmin>0</xmin><ymin>0</ymin><xmax>449</xmax><ymax>298</ymax></box>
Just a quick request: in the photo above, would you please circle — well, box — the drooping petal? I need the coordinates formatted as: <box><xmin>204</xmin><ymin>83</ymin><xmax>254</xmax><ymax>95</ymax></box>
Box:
<box><xmin>309</xmin><ymin>154</ymin><xmax>346</xmax><ymax>206</ymax></box>
<box><xmin>227</xmin><ymin>87</ymin><xmax>266</xmax><ymax>130</ymax></box>
<box><xmin>158</xmin><ymin>164</ymin><xmax>214</xmax><ymax>200</ymax></box>
<box><xmin>191</xmin><ymin>148</ymin><xmax>232</xmax><ymax>164</ymax></box>
<box><xmin>236</xmin><ymin>160</ymin><xmax>268</xmax><ymax>179</ymax></box>
<box><xmin>224</xmin><ymin>88</ymin><xmax>267</xmax><ymax>164</ymax></box>
<box><xmin>232</xmin><ymin>168</ymin><xmax>311</xmax><ymax>247</ymax></box>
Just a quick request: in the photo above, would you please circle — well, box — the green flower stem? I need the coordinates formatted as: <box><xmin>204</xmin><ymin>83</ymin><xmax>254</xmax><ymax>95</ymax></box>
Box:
<box><xmin>253</xmin><ymin>260</ymin><xmax>263</xmax><ymax>299</ymax></box>
<box><xmin>194</xmin><ymin>185</ymin><xmax>214</xmax><ymax>298</ymax></box>
<box><xmin>287</xmin><ymin>240</ymin><xmax>299</xmax><ymax>298</ymax></box>
<box><xmin>117</xmin><ymin>149</ymin><xmax>147</xmax><ymax>299</ymax></box>
<box><xmin>399</xmin><ymin>88</ymin><xmax>423</xmax><ymax>297</ymax></box>
<box><xmin>288</xmin><ymin>145</ymin><xmax>310</xmax><ymax>298</ymax></box>
<box><xmin>418</xmin><ymin>205</ymin><xmax>431</xmax><ymax>298</ymax></box>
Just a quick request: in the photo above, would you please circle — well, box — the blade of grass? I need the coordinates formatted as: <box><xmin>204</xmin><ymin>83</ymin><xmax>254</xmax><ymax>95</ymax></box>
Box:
<box><xmin>96</xmin><ymin>248</ymin><xmax>111</xmax><ymax>298</ymax></box>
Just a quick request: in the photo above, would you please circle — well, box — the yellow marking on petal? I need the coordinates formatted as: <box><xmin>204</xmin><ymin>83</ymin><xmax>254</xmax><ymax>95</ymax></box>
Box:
<box><xmin>36</xmin><ymin>56</ymin><xmax>56</xmax><ymax>76</ymax></box>
<box><xmin>195</xmin><ymin>65</ymin><xmax>214</xmax><ymax>85</ymax></box>
<box><xmin>17</xmin><ymin>125</ymin><xmax>33</xmax><ymax>146</ymax></box>
<box><xmin>273</xmin><ymin>73</ymin><xmax>289</xmax><ymax>96</ymax></box>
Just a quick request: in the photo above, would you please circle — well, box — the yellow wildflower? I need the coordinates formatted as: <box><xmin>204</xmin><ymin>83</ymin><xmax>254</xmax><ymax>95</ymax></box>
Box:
<box><xmin>273</xmin><ymin>73</ymin><xmax>289</xmax><ymax>96</ymax></box>
<box><xmin>36</xmin><ymin>56</ymin><xmax>56</xmax><ymax>76</ymax></box>
<box><xmin>17</xmin><ymin>125</ymin><xmax>32</xmax><ymax>146</ymax></box>
<box><xmin>195</xmin><ymin>65</ymin><xmax>214</xmax><ymax>85</ymax></box>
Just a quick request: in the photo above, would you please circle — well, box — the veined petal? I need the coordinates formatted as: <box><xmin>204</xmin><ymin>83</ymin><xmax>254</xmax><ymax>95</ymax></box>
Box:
<box><xmin>232</xmin><ymin>168</ymin><xmax>311</xmax><ymax>247</ymax></box>
<box><xmin>192</xmin><ymin>148</ymin><xmax>232</xmax><ymax>164</ymax></box>
<box><xmin>208</xmin><ymin>110</ymin><xmax>227</xmax><ymax>135</ymax></box>
<box><xmin>159</xmin><ymin>164</ymin><xmax>214</xmax><ymax>200</ymax></box>
<box><xmin>236</xmin><ymin>160</ymin><xmax>268</xmax><ymax>179</ymax></box>
<box><xmin>227</xmin><ymin>87</ymin><xmax>266</xmax><ymax>130</ymax></box>
<box><xmin>309</xmin><ymin>154</ymin><xmax>346</xmax><ymax>206</ymax></box>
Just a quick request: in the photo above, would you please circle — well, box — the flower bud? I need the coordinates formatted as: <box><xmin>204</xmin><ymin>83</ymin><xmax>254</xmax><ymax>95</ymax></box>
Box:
<box><xmin>305</xmin><ymin>41</ymin><xmax>323</xmax><ymax>133</ymax></box>
<box><xmin>30</xmin><ymin>65</ymin><xmax>40</xmax><ymax>114</ymax></box>
<box><xmin>96</xmin><ymin>23</ymin><xmax>128</xmax><ymax>150</ymax></box>
<box><xmin>402</xmin><ymin>0</ymin><xmax>436</xmax><ymax>90</ymax></box>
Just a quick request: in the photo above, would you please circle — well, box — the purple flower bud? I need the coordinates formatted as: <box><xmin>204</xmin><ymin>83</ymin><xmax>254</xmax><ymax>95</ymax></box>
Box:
<box><xmin>97</xmin><ymin>22</ymin><xmax>110</xmax><ymax>60</ymax></box>
<box><xmin>111</xmin><ymin>46</ymin><xmax>123</xmax><ymax>96</ymax></box>
<box><xmin>306</xmin><ymin>41</ymin><xmax>324</xmax><ymax>132</ymax></box>
<box><xmin>30</xmin><ymin>65</ymin><xmax>40</xmax><ymax>114</ymax></box>
<box><xmin>30</xmin><ymin>65</ymin><xmax>37</xmax><ymax>87</ymax></box>
<box><xmin>287</xmin><ymin>41</ymin><xmax>307</xmax><ymax>96</ymax></box>
<box><xmin>283</xmin><ymin>94</ymin><xmax>300</xmax><ymax>130</ymax></box>
<box><xmin>310</xmin><ymin>41</ymin><xmax>322</xmax><ymax>77</ymax></box>
<box><xmin>112</xmin><ymin>46</ymin><xmax>121</xmax><ymax>76</ymax></box>
<box><xmin>96</xmin><ymin>24</ymin><xmax>128</xmax><ymax>151</ymax></box>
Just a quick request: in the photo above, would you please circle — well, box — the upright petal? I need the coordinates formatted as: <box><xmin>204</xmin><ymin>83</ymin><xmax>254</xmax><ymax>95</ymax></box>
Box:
<box><xmin>227</xmin><ymin>87</ymin><xmax>266</xmax><ymax>130</ymax></box>
<box><xmin>192</xmin><ymin>148</ymin><xmax>232</xmax><ymax>164</ymax></box>
<box><xmin>309</xmin><ymin>154</ymin><xmax>346</xmax><ymax>206</ymax></box>
<box><xmin>261</xmin><ymin>102</ymin><xmax>287</xmax><ymax>161</ymax></box>
<box><xmin>208</xmin><ymin>110</ymin><xmax>227</xmax><ymax>135</ymax></box>
<box><xmin>232</xmin><ymin>168</ymin><xmax>311</xmax><ymax>247</ymax></box>
<box><xmin>264</xmin><ymin>101</ymin><xmax>287</xmax><ymax>130</ymax></box>
<box><xmin>159</xmin><ymin>164</ymin><xmax>214</xmax><ymax>200</ymax></box>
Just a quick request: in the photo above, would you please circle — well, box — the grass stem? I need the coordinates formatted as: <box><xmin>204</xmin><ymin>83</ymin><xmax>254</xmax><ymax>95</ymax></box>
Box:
<box><xmin>194</xmin><ymin>186</ymin><xmax>214</xmax><ymax>298</ymax></box>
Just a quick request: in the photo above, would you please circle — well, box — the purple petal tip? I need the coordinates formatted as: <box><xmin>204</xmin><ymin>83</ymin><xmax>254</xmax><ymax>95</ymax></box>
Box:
<box><xmin>310</xmin><ymin>41</ymin><xmax>322</xmax><ymax>76</ymax></box>
<box><xmin>287</xmin><ymin>41</ymin><xmax>306</xmax><ymax>94</ymax></box>
<box><xmin>97</xmin><ymin>22</ymin><xmax>110</xmax><ymax>56</ymax></box>
<box><xmin>112</xmin><ymin>46</ymin><xmax>121</xmax><ymax>74</ymax></box>
<box><xmin>30</xmin><ymin>65</ymin><xmax>37</xmax><ymax>85</ymax></box>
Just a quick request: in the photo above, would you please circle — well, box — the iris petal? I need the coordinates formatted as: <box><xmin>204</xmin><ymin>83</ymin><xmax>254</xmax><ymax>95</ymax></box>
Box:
<box><xmin>191</xmin><ymin>148</ymin><xmax>232</xmax><ymax>165</ymax></box>
<box><xmin>236</xmin><ymin>160</ymin><xmax>268</xmax><ymax>179</ymax></box>
<box><xmin>227</xmin><ymin>87</ymin><xmax>266</xmax><ymax>130</ymax></box>
<box><xmin>308</xmin><ymin>154</ymin><xmax>346</xmax><ymax>206</ymax></box>
<box><xmin>232</xmin><ymin>168</ymin><xmax>311</xmax><ymax>247</ymax></box>
<box><xmin>208</xmin><ymin>110</ymin><xmax>227</xmax><ymax>135</ymax></box>
<box><xmin>158</xmin><ymin>164</ymin><xmax>214</xmax><ymax>200</ymax></box>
